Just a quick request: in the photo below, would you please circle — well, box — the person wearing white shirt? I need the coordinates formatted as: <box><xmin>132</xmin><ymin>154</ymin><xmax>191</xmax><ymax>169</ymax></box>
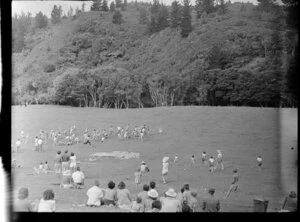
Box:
<box><xmin>208</xmin><ymin>156</ymin><xmax>215</xmax><ymax>173</ymax></box>
<box><xmin>72</xmin><ymin>167</ymin><xmax>85</xmax><ymax>188</ymax></box>
<box><xmin>86</xmin><ymin>180</ymin><xmax>104</xmax><ymax>207</ymax></box>
<box><xmin>162</xmin><ymin>157</ymin><xmax>169</xmax><ymax>184</ymax></box>
<box><xmin>257</xmin><ymin>156</ymin><xmax>263</xmax><ymax>171</ymax></box>
<box><xmin>37</xmin><ymin>138</ymin><xmax>43</xmax><ymax>152</ymax></box>
<box><xmin>15</xmin><ymin>138</ymin><xmax>21</xmax><ymax>153</ymax></box>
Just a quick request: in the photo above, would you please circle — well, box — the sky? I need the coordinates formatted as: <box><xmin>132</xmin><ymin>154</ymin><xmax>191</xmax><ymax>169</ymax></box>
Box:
<box><xmin>12</xmin><ymin>0</ymin><xmax>259</xmax><ymax>17</ymax></box>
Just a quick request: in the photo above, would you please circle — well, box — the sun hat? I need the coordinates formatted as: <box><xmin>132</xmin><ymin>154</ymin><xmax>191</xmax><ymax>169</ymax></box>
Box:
<box><xmin>162</xmin><ymin>157</ymin><xmax>169</xmax><ymax>163</ymax></box>
<box><xmin>147</xmin><ymin>189</ymin><xmax>159</xmax><ymax>199</ymax></box>
<box><xmin>165</xmin><ymin>188</ymin><xmax>177</xmax><ymax>198</ymax></box>
<box><xmin>141</xmin><ymin>161</ymin><xmax>145</xmax><ymax>164</ymax></box>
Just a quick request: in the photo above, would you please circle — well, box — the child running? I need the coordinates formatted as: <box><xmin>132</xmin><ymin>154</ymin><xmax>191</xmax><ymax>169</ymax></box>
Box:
<box><xmin>162</xmin><ymin>157</ymin><xmax>169</xmax><ymax>184</ymax></box>
<box><xmin>208</xmin><ymin>156</ymin><xmax>215</xmax><ymax>173</ymax></box>
<box><xmin>257</xmin><ymin>156</ymin><xmax>263</xmax><ymax>171</ymax></box>
<box><xmin>201</xmin><ymin>151</ymin><xmax>207</xmax><ymax>166</ymax></box>
<box><xmin>191</xmin><ymin>155</ymin><xmax>196</xmax><ymax>168</ymax></box>
<box><xmin>224</xmin><ymin>169</ymin><xmax>239</xmax><ymax>199</ymax></box>
<box><xmin>215</xmin><ymin>150</ymin><xmax>224</xmax><ymax>171</ymax></box>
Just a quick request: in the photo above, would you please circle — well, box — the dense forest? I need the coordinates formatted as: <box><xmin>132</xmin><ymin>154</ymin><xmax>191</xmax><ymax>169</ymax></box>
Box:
<box><xmin>12</xmin><ymin>0</ymin><xmax>298</xmax><ymax>108</ymax></box>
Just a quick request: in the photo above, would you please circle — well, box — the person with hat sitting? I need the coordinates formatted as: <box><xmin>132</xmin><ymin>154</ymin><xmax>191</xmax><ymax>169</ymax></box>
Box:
<box><xmin>160</xmin><ymin>188</ymin><xmax>181</xmax><ymax>212</ymax></box>
<box><xmin>202</xmin><ymin>188</ymin><xmax>220</xmax><ymax>212</ymax></box>
<box><xmin>281</xmin><ymin>191</ymin><xmax>297</xmax><ymax>212</ymax></box>
<box><xmin>144</xmin><ymin>189</ymin><xmax>159</xmax><ymax>212</ymax></box>
<box><xmin>162</xmin><ymin>157</ymin><xmax>169</xmax><ymax>184</ymax></box>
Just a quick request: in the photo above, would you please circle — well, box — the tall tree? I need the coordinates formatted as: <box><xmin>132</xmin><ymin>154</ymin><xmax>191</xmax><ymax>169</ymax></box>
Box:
<box><xmin>116</xmin><ymin>0</ymin><xmax>122</xmax><ymax>8</ymax></box>
<box><xmin>110</xmin><ymin>1</ymin><xmax>116</xmax><ymax>12</ymax></box>
<box><xmin>81</xmin><ymin>2</ymin><xmax>86</xmax><ymax>12</ymax></box>
<box><xmin>91</xmin><ymin>0</ymin><xmax>102</xmax><ymax>11</ymax></box>
<box><xmin>51</xmin><ymin>5</ymin><xmax>62</xmax><ymax>24</ymax></box>
<box><xmin>102</xmin><ymin>0</ymin><xmax>109</xmax><ymax>11</ymax></box>
<box><xmin>112</xmin><ymin>10</ymin><xmax>123</xmax><ymax>24</ymax></box>
<box><xmin>202</xmin><ymin>0</ymin><xmax>215</xmax><ymax>14</ymax></box>
<box><xmin>35</xmin><ymin>11</ymin><xmax>48</xmax><ymax>29</ymax></box>
<box><xmin>180</xmin><ymin>0</ymin><xmax>192</xmax><ymax>38</ymax></box>
<box><xmin>170</xmin><ymin>0</ymin><xmax>182</xmax><ymax>28</ymax></box>
<box><xmin>157</xmin><ymin>4</ymin><xmax>169</xmax><ymax>30</ymax></box>
<box><xmin>139</xmin><ymin>7</ymin><xmax>149</xmax><ymax>24</ymax></box>
<box><xmin>124</xmin><ymin>0</ymin><xmax>128</xmax><ymax>7</ymax></box>
<box><xmin>217</xmin><ymin>0</ymin><xmax>227</xmax><ymax>14</ymax></box>
<box><xmin>195</xmin><ymin>0</ymin><xmax>203</xmax><ymax>19</ymax></box>
<box><xmin>148</xmin><ymin>0</ymin><xmax>161</xmax><ymax>33</ymax></box>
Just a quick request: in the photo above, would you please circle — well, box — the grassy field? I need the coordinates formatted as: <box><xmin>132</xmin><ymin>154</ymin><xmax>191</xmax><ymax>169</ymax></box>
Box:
<box><xmin>11</xmin><ymin>105</ymin><xmax>297</xmax><ymax>212</ymax></box>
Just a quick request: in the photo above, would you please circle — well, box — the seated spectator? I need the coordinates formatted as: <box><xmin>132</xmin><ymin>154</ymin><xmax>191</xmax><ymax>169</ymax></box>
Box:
<box><xmin>116</xmin><ymin>181</ymin><xmax>132</xmax><ymax>210</ymax></box>
<box><xmin>14</xmin><ymin>187</ymin><xmax>34</xmax><ymax>212</ymax></box>
<box><xmin>137</xmin><ymin>184</ymin><xmax>150</xmax><ymax>204</ymax></box>
<box><xmin>37</xmin><ymin>189</ymin><xmax>55</xmax><ymax>212</ymax></box>
<box><xmin>149</xmin><ymin>181</ymin><xmax>159</xmax><ymax>195</ymax></box>
<box><xmin>103</xmin><ymin>181</ymin><xmax>117</xmax><ymax>206</ymax></box>
<box><xmin>72</xmin><ymin>167</ymin><xmax>85</xmax><ymax>189</ymax></box>
<box><xmin>144</xmin><ymin>189</ymin><xmax>159</xmax><ymax>212</ymax></box>
<box><xmin>202</xmin><ymin>188</ymin><xmax>220</xmax><ymax>212</ymax></box>
<box><xmin>131</xmin><ymin>197</ymin><xmax>144</xmax><ymax>212</ymax></box>
<box><xmin>150</xmin><ymin>200</ymin><xmax>162</xmax><ymax>212</ymax></box>
<box><xmin>281</xmin><ymin>191</ymin><xmax>297</xmax><ymax>212</ymax></box>
<box><xmin>160</xmin><ymin>188</ymin><xmax>181</xmax><ymax>212</ymax></box>
<box><xmin>182</xmin><ymin>200</ymin><xmax>192</xmax><ymax>212</ymax></box>
<box><xmin>176</xmin><ymin>187</ymin><xmax>185</xmax><ymax>210</ymax></box>
<box><xmin>60</xmin><ymin>167</ymin><xmax>73</xmax><ymax>189</ymax></box>
<box><xmin>182</xmin><ymin>183</ymin><xmax>192</xmax><ymax>204</ymax></box>
<box><xmin>189</xmin><ymin>190</ymin><xmax>198</xmax><ymax>212</ymax></box>
<box><xmin>86</xmin><ymin>180</ymin><xmax>104</xmax><ymax>207</ymax></box>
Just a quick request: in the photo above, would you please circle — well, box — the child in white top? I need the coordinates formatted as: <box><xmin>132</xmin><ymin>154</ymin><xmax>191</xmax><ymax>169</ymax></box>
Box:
<box><xmin>201</xmin><ymin>152</ymin><xmax>207</xmax><ymax>165</ymax></box>
<box><xmin>162</xmin><ymin>157</ymin><xmax>169</xmax><ymax>184</ymax></box>
<box><xmin>15</xmin><ymin>138</ymin><xmax>21</xmax><ymax>153</ymax></box>
<box><xmin>131</xmin><ymin>197</ymin><xmax>144</xmax><ymax>212</ymax></box>
<box><xmin>69</xmin><ymin>152</ymin><xmax>77</xmax><ymax>172</ymax></box>
<box><xmin>37</xmin><ymin>138</ymin><xmax>43</xmax><ymax>152</ymax></box>
<box><xmin>257</xmin><ymin>156</ymin><xmax>263</xmax><ymax>171</ymax></box>
<box><xmin>208</xmin><ymin>156</ymin><xmax>215</xmax><ymax>173</ymax></box>
<box><xmin>140</xmin><ymin>161</ymin><xmax>150</xmax><ymax>173</ymax></box>
<box><xmin>174</xmin><ymin>155</ymin><xmax>178</xmax><ymax>164</ymax></box>
<box><xmin>215</xmin><ymin>150</ymin><xmax>224</xmax><ymax>170</ymax></box>
<box><xmin>86</xmin><ymin>180</ymin><xmax>104</xmax><ymax>207</ymax></box>
<box><xmin>43</xmin><ymin>161</ymin><xmax>50</xmax><ymax>174</ymax></box>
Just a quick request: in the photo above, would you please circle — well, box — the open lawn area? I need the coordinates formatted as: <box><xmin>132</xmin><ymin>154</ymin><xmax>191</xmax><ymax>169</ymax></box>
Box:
<box><xmin>11</xmin><ymin>105</ymin><xmax>297</xmax><ymax>212</ymax></box>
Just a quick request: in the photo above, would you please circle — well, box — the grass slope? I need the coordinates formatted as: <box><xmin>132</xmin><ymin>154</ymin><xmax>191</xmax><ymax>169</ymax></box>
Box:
<box><xmin>11</xmin><ymin>106</ymin><xmax>297</xmax><ymax>212</ymax></box>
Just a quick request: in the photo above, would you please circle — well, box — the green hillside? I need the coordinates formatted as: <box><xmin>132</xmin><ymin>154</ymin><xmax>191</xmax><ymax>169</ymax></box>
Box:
<box><xmin>12</xmin><ymin>1</ymin><xmax>298</xmax><ymax>108</ymax></box>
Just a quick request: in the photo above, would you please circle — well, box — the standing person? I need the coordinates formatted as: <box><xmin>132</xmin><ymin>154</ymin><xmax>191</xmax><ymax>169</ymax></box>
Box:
<box><xmin>38</xmin><ymin>162</ymin><xmax>44</xmax><ymax>174</ymax></box>
<box><xmin>202</xmin><ymin>188</ymin><xmax>220</xmax><ymax>212</ymax></box>
<box><xmin>116</xmin><ymin>181</ymin><xmax>132</xmax><ymax>210</ymax></box>
<box><xmin>43</xmin><ymin>161</ymin><xmax>50</xmax><ymax>174</ymax></box>
<box><xmin>54</xmin><ymin>151</ymin><xmax>62</xmax><ymax>174</ymax></box>
<box><xmin>215</xmin><ymin>150</ymin><xmax>224</xmax><ymax>171</ymax></box>
<box><xmin>174</xmin><ymin>155</ymin><xmax>179</xmax><ymax>165</ymax></box>
<box><xmin>208</xmin><ymin>156</ymin><xmax>215</xmax><ymax>173</ymax></box>
<box><xmin>224</xmin><ymin>169</ymin><xmax>239</xmax><ymax>199</ymax></box>
<box><xmin>37</xmin><ymin>189</ymin><xmax>56</xmax><ymax>212</ymax></box>
<box><xmin>160</xmin><ymin>188</ymin><xmax>181</xmax><ymax>212</ymax></box>
<box><xmin>201</xmin><ymin>151</ymin><xmax>207</xmax><ymax>166</ymax></box>
<box><xmin>72</xmin><ymin>167</ymin><xmax>85</xmax><ymax>189</ymax></box>
<box><xmin>69</xmin><ymin>152</ymin><xmax>77</xmax><ymax>173</ymax></box>
<box><xmin>257</xmin><ymin>156</ymin><xmax>263</xmax><ymax>171</ymax></box>
<box><xmin>182</xmin><ymin>184</ymin><xmax>192</xmax><ymax>205</ymax></box>
<box><xmin>134</xmin><ymin>168</ymin><xmax>142</xmax><ymax>191</ymax></box>
<box><xmin>162</xmin><ymin>157</ymin><xmax>169</xmax><ymax>184</ymax></box>
<box><xmin>281</xmin><ymin>191</ymin><xmax>297</xmax><ymax>212</ymax></box>
<box><xmin>103</xmin><ymin>181</ymin><xmax>117</xmax><ymax>206</ymax></box>
<box><xmin>34</xmin><ymin>136</ymin><xmax>39</xmax><ymax>151</ymax></box>
<box><xmin>14</xmin><ymin>187</ymin><xmax>34</xmax><ymax>212</ymax></box>
<box><xmin>15</xmin><ymin>138</ymin><xmax>21</xmax><ymax>153</ymax></box>
<box><xmin>86</xmin><ymin>180</ymin><xmax>104</xmax><ymax>207</ymax></box>
<box><xmin>37</xmin><ymin>137</ymin><xmax>43</xmax><ymax>152</ymax></box>
<box><xmin>191</xmin><ymin>155</ymin><xmax>196</xmax><ymax>168</ymax></box>
<box><xmin>176</xmin><ymin>187</ymin><xmax>185</xmax><ymax>210</ymax></box>
<box><xmin>83</xmin><ymin>133</ymin><xmax>92</xmax><ymax>146</ymax></box>
<box><xmin>61</xmin><ymin>150</ymin><xmax>70</xmax><ymax>172</ymax></box>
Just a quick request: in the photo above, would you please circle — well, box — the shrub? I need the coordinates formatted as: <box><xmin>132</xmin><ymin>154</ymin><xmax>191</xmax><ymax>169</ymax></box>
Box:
<box><xmin>44</xmin><ymin>64</ymin><xmax>56</xmax><ymax>73</ymax></box>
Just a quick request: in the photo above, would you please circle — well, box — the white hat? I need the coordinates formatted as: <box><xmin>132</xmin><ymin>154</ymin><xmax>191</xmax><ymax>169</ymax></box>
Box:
<box><xmin>162</xmin><ymin>157</ymin><xmax>169</xmax><ymax>163</ymax></box>
<box><xmin>165</xmin><ymin>188</ymin><xmax>177</xmax><ymax>198</ymax></box>
<box><xmin>147</xmin><ymin>189</ymin><xmax>159</xmax><ymax>198</ymax></box>
<box><xmin>141</xmin><ymin>161</ymin><xmax>145</xmax><ymax>164</ymax></box>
